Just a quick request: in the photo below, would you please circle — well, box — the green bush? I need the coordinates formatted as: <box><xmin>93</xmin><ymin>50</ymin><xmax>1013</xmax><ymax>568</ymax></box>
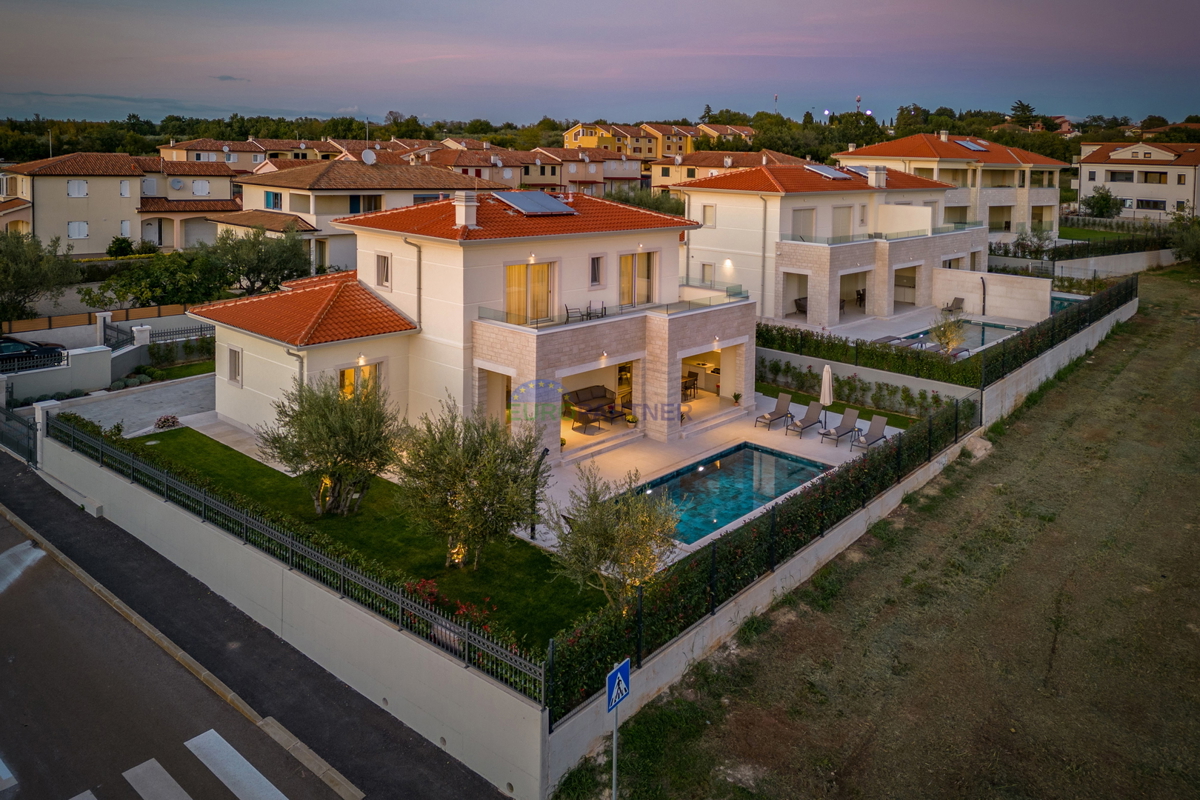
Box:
<box><xmin>109</xmin><ymin>381</ymin><xmax>125</xmax><ymax>391</ymax></box>
<box><xmin>68</xmin><ymin>389</ymin><xmax>86</xmax><ymax>398</ymax></box>
<box><xmin>35</xmin><ymin>394</ymin><xmax>51</xmax><ymax>403</ymax></box>
<box><xmin>147</xmin><ymin>342</ymin><xmax>174</xmax><ymax>368</ymax></box>
<box><xmin>123</xmin><ymin>378</ymin><xmax>141</xmax><ymax>388</ymax></box>
<box><xmin>135</xmin><ymin>374</ymin><xmax>152</xmax><ymax>384</ymax></box>
<box><xmin>52</xmin><ymin>392</ymin><xmax>68</xmax><ymax>401</ymax></box>
<box><xmin>20</xmin><ymin>397</ymin><xmax>35</xmax><ymax>407</ymax></box>
<box><xmin>106</xmin><ymin>236</ymin><xmax>135</xmax><ymax>258</ymax></box>
<box><xmin>133</xmin><ymin>239</ymin><xmax>160</xmax><ymax>255</ymax></box>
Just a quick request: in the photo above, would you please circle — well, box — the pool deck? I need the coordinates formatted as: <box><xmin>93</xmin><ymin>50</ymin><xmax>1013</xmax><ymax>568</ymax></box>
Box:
<box><xmin>538</xmin><ymin>392</ymin><xmax>906</xmax><ymax>557</ymax></box>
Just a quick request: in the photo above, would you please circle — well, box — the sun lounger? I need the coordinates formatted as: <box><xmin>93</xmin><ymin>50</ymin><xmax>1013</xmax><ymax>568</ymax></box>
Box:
<box><xmin>820</xmin><ymin>408</ymin><xmax>860</xmax><ymax>447</ymax></box>
<box><xmin>755</xmin><ymin>392</ymin><xmax>793</xmax><ymax>430</ymax></box>
<box><xmin>785</xmin><ymin>401</ymin><xmax>823</xmax><ymax>438</ymax></box>
<box><xmin>943</xmin><ymin>297</ymin><xmax>964</xmax><ymax>314</ymax></box>
<box><xmin>850</xmin><ymin>414</ymin><xmax>888</xmax><ymax>451</ymax></box>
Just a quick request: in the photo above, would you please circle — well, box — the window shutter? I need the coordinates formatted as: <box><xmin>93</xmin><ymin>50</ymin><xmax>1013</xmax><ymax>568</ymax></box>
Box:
<box><xmin>120</xmin><ymin>220</ymin><xmax>130</xmax><ymax>237</ymax></box>
<box><xmin>120</xmin><ymin>180</ymin><xmax>130</xmax><ymax>197</ymax></box>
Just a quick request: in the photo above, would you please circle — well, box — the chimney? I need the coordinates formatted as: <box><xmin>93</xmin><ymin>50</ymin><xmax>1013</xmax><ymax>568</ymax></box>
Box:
<box><xmin>939</xmin><ymin>130</ymin><xmax>949</xmax><ymax>142</ymax></box>
<box><xmin>169</xmin><ymin>138</ymin><xmax>175</xmax><ymax>146</ymax></box>
<box><xmin>454</xmin><ymin>191</ymin><xmax>478</xmax><ymax>228</ymax></box>
<box><xmin>868</xmin><ymin>165</ymin><xmax>887</xmax><ymax>188</ymax></box>
<box><xmin>848</xmin><ymin>143</ymin><xmax>856</xmax><ymax>151</ymax></box>
<box><xmin>762</xmin><ymin>153</ymin><xmax>768</xmax><ymax>165</ymax></box>
<box><xmin>484</xmin><ymin>141</ymin><xmax>490</xmax><ymax>150</ymax></box>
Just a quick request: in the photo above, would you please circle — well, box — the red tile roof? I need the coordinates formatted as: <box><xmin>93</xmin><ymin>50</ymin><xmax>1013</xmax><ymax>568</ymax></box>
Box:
<box><xmin>138</xmin><ymin>198</ymin><xmax>242</xmax><ymax>213</ymax></box>
<box><xmin>190</xmin><ymin>272</ymin><xmax>415</xmax><ymax>346</ymax></box>
<box><xmin>443</xmin><ymin>138</ymin><xmax>510</xmax><ymax>151</ymax></box>
<box><xmin>641</xmin><ymin>123</ymin><xmax>702</xmax><ymax>137</ymax></box>
<box><xmin>533</xmin><ymin>147</ymin><xmax>626</xmax><ymax>162</ymax></box>
<box><xmin>333</xmin><ymin>191</ymin><xmax>698</xmax><ymax>242</ymax></box>
<box><xmin>206</xmin><ymin>209</ymin><xmax>318</xmax><ymax>232</ymax></box>
<box><xmin>253</xmin><ymin>158</ymin><xmax>318</xmax><ymax>173</ymax></box>
<box><xmin>672</xmin><ymin>164</ymin><xmax>953</xmax><ymax>193</ymax></box>
<box><xmin>5</xmin><ymin>152</ymin><xmax>146</xmax><ymax>176</ymax></box>
<box><xmin>249</xmin><ymin>138</ymin><xmax>339</xmax><ymax>153</ymax></box>
<box><xmin>419</xmin><ymin>149</ymin><xmax>511</xmax><ymax>168</ymax></box>
<box><xmin>834</xmin><ymin>133</ymin><xmax>1067</xmax><ymax>166</ymax></box>
<box><xmin>235</xmin><ymin>161</ymin><xmax>508</xmax><ymax>191</ymax></box>
<box><xmin>160</xmin><ymin>138</ymin><xmax>263</xmax><ymax>153</ymax></box>
<box><xmin>650</xmin><ymin>149</ymin><xmax>806</xmax><ymax>167</ymax></box>
<box><xmin>1080</xmin><ymin>142</ymin><xmax>1200</xmax><ymax>166</ymax></box>
<box><xmin>699</xmin><ymin>124</ymin><xmax>755</xmax><ymax>137</ymax></box>
<box><xmin>0</xmin><ymin>198</ymin><xmax>31</xmax><ymax>215</ymax></box>
<box><xmin>160</xmin><ymin>160</ymin><xmax>236</xmax><ymax>177</ymax></box>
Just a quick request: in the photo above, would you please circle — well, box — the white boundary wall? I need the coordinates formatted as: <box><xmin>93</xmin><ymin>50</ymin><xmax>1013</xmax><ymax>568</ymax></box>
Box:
<box><xmin>38</xmin><ymin>438</ymin><xmax>546</xmax><ymax>800</ymax></box>
<box><xmin>980</xmin><ymin>297</ymin><xmax>1137</xmax><ymax>426</ymax></box>
<box><xmin>544</xmin><ymin>433</ymin><xmax>976</xmax><ymax>791</ymax></box>
<box><xmin>991</xmin><ymin>249</ymin><xmax>1175</xmax><ymax>279</ymax></box>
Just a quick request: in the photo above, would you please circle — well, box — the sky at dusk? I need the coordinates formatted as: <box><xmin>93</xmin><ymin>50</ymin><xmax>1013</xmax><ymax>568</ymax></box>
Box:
<box><xmin>3</xmin><ymin>0</ymin><xmax>1198</xmax><ymax>124</ymax></box>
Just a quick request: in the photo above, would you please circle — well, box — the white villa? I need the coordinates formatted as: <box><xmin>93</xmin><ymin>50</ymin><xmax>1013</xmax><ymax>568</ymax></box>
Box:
<box><xmin>189</xmin><ymin>190</ymin><xmax>757</xmax><ymax>463</ymax></box>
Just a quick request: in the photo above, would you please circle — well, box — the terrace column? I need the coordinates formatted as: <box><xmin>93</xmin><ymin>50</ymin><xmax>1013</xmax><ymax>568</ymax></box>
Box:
<box><xmin>172</xmin><ymin>218</ymin><xmax>183</xmax><ymax>251</ymax></box>
<box><xmin>33</xmin><ymin>399</ymin><xmax>60</xmax><ymax>467</ymax></box>
<box><xmin>132</xmin><ymin>326</ymin><xmax>151</xmax><ymax>347</ymax></box>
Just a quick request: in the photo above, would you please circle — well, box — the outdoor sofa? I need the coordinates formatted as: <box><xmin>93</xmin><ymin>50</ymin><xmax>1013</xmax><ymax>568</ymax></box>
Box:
<box><xmin>563</xmin><ymin>385</ymin><xmax>616</xmax><ymax>413</ymax></box>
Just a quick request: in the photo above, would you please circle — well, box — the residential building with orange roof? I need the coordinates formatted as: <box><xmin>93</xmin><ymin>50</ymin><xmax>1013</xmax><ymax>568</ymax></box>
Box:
<box><xmin>294</xmin><ymin>189</ymin><xmax>755</xmax><ymax>458</ymax></box>
<box><xmin>1078</xmin><ymin>141</ymin><xmax>1200</xmax><ymax>219</ymax></box>
<box><xmin>159</xmin><ymin>137</ymin><xmax>341</xmax><ymax>172</ymax></box>
<box><xmin>835</xmin><ymin>131</ymin><xmax>1068</xmax><ymax>239</ymax></box>
<box><xmin>640</xmin><ymin>124</ymin><xmax>703</xmax><ymax>159</ymax></box>
<box><xmin>227</xmin><ymin>161</ymin><xmax>508</xmax><ymax>269</ymax></box>
<box><xmin>697</xmin><ymin>124</ymin><xmax>756</xmax><ymax>145</ymax></box>
<box><xmin>650</xmin><ymin>149</ymin><xmax>807</xmax><ymax>197</ymax></box>
<box><xmin>531</xmin><ymin>148</ymin><xmax>643</xmax><ymax>194</ymax></box>
<box><xmin>1142</xmin><ymin>122</ymin><xmax>1200</xmax><ymax>139</ymax></box>
<box><xmin>409</xmin><ymin>148</ymin><xmax>540</xmax><ymax>189</ymax></box>
<box><xmin>188</xmin><ymin>270</ymin><xmax>418</xmax><ymax>430</ymax></box>
<box><xmin>441</xmin><ymin>137</ymin><xmax>510</xmax><ymax>152</ymax></box>
<box><xmin>0</xmin><ymin>153</ymin><xmax>238</xmax><ymax>252</ymax></box>
<box><xmin>563</xmin><ymin>123</ymin><xmax>659</xmax><ymax>162</ymax></box>
<box><xmin>675</xmin><ymin>164</ymin><xmax>1011</xmax><ymax>329</ymax></box>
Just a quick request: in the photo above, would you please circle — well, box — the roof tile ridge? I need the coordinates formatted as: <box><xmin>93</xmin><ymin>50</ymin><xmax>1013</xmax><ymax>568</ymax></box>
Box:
<box><xmin>296</xmin><ymin>281</ymin><xmax>344</xmax><ymax>345</ymax></box>
<box><xmin>583</xmin><ymin>194</ymin><xmax>694</xmax><ymax>224</ymax></box>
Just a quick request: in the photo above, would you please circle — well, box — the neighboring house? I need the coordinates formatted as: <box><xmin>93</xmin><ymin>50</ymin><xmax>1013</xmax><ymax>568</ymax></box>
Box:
<box><xmin>159</xmin><ymin>137</ymin><xmax>341</xmax><ymax>172</ymax></box>
<box><xmin>697</xmin><ymin>124</ymin><xmax>756</xmax><ymax>145</ymax></box>
<box><xmin>0</xmin><ymin>153</ymin><xmax>238</xmax><ymax>252</ymax></box>
<box><xmin>640</xmin><ymin>124</ymin><xmax>703</xmax><ymax>158</ymax></box>
<box><xmin>411</xmin><ymin>148</ymin><xmax>540</xmax><ymax>189</ymax></box>
<box><xmin>651</xmin><ymin>150</ymin><xmax>807</xmax><ymax>197</ymax></box>
<box><xmin>441</xmin><ymin>138</ymin><xmax>509</xmax><ymax>152</ymax></box>
<box><xmin>1078</xmin><ymin>141</ymin><xmax>1199</xmax><ymax>219</ymax></box>
<box><xmin>327</xmin><ymin>138</ymin><xmax>417</xmax><ymax>161</ymax></box>
<box><xmin>564</xmin><ymin>123</ymin><xmax>658</xmax><ymax>160</ymax></box>
<box><xmin>1142</xmin><ymin>122</ymin><xmax>1200</xmax><ymax>139</ymax></box>
<box><xmin>193</xmin><ymin>190</ymin><xmax>755</xmax><ymax>461</ymax></box>
<box><xmin>531</xmin><ymin>148</ymin><xmax>643</xmax><ymax>195</ymax></box>
<box><xmin>219</xmin><ymin>161</ymin><xmax>508</xmax><ymax>268</ymax></box>
<box><xmin>676</xmin><ymin>164</ymin><xmax>990</xmax><ymax>328</ymax></box>
<box><xmin>835</xmin><ymin>132</ymin><xmax>1067</xmax><ymax>239</ymax></box>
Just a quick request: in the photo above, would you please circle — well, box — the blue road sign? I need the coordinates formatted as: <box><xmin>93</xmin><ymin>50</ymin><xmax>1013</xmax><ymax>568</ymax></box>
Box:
<box><xmin>606</xmin><ymin>658</ymin><xmax>630</xmax><ymax>713</ymax></box>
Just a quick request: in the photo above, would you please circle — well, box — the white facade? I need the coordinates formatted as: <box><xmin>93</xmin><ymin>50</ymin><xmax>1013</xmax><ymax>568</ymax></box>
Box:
<box><xmin>1079</xmin><ymin>142</ymin><xmax>1200</xmax><ymax>220</ymax></box>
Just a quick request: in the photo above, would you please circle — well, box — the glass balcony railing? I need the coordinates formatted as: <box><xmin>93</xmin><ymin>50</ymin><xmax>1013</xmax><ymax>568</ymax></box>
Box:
<box><xmin>931</xmin><ymin>221</ymin><xmax>984</xmax><ymax>234</ymax></box>
<box><xmin>477</xmin><ymin>288</ymin><xmax>750</xmax><ymax>330</ymax></box>
<box><xmin>779</xmin><ymin>232</ymin><xmax>874</xmax><ymax>245</ymax></box>
<box><xmin>679</xmin><ymin>276</ymin><xmax>744</xmax><ymax>295</ymax></box>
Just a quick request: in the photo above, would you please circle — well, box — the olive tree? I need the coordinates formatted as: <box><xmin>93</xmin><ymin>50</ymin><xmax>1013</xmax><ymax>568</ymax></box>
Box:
<box><xmin>392</xmin><ymin>400</ymin><xmax>549</xmax><ymax>569</ymax></box>
<box><xmin>256</xmin><ymin>373</ymin><xmax>403</xmax><ymax>516</ymax></box>
<box><xmin>0</xmin><ymin>231</ymin><xmax>80</xmax><ymax>323</ymax></box>
<box><xmin>1080</xmin><ymin>186</ymin><xmax>1122</xmax><ymax>219</ymax></box>
<box><xmin>209</xmin><ymin>226</ymin><xmax>310</xmax><ymax>296</ymax></box>
<box><xmin>549</xmin><ymin>462</ymin><xmax>680</xmax><ymax>605</ymax></box>
<box><xmin>927</xmin><ymin>307</ymin><xmax>967</xmax><ymax>355</ymax></box>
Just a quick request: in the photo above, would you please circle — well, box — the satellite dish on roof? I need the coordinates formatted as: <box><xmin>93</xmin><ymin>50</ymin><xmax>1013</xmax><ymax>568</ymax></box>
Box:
<box><xmin>170</xmin><ymin>178</ymin><xmax>184</xmax><ymax>190</ymax></box>
<box><xmin>222</xmin><ymin>145</ymin><xmax>230</xmax><ymax>153</ymax></box>
<box><xmin>300</xmin><ymin>142</ymin><xmax>307</xmax><ymax>149</ymax></box>
<box><xmin>723</xmin><ymin>156</ymin><xmax>733</xmax><ymax>168</ymax></box>
<box><xmin>535</xmin><ymin>158</ymin><xmax>541</xmax><ymax>166</ymax></box>
<box><xmin>374</xmin><ymin>143</ymin><xmax>381</xmax><ymax>150</ymax></box>
<box><xmin>361</xmin><ymin>148</ymin><xmax>377</xmax><ymax>165</ymax></box>
<box><xmin>674</xmin><ymin>155</ymin><xmax>682</xmax><ymax>166</ymax></box>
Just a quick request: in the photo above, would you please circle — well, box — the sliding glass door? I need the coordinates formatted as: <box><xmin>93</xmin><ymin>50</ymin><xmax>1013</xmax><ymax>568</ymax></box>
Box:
<box><xmin>618</xmin><ymin>252</ymin><xmax>653</xmax><ymax>307</ymax></box>
<box><xmin>505</xmin><ymin>262</ymin><xmax>553</xmax><ymax>322</ymax></box>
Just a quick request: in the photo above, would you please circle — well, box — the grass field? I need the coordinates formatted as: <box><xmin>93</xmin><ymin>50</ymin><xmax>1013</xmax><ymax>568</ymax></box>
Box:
<box><xmin>137</xmin><ymin>427</ymin><xmax>604</xmax><ymax>649</ymax></box>
<box><xmin>159</xmin><ymin>360</ymin><xmax>214</xmax><ymax>381</ymax></box>
<box><xmin>555</xmin><ymin>265</ymin><xmax>1200</xmax><ymax>799</ymax></box>
<box><xmin>1059</xmin><ymin>225</ymin><xmax>1129</xmax><ymax>241</ymax></box>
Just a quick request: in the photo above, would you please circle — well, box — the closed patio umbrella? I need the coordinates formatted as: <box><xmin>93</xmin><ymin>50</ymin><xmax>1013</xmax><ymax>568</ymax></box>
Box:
<box><xmin>819</xmin><ymin>364</ymin><xmax>834</xmax><ymax>427</ymax></box>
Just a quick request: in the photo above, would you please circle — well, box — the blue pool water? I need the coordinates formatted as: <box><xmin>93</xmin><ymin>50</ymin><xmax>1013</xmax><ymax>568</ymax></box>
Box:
<box><xmin>903</xmin><ymin>320</ymin><xmax>1022</xmax><ymax>350</ymax></box>
<box><xmin>642</xmin><ymin>443</ymin><xmax>829</xmax><ymax>544</ymax></box>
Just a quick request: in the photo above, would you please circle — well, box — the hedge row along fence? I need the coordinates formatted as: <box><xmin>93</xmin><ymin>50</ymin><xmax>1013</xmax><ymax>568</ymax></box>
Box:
<box><xmin>46</xmin><ymin>413</ymin><xmax>547</xmax><ymax>702</ymax></box>
<box><xmin>990</xmin><ymin>233</ymin><xmax>1172</xmax><ymax>262</ymax></box>
<box><xmin>755</xmin><ymin>275</ymin><xmax>1138</xmax><ymax>389</ymax></box>
<box><xmin>547</xmin><ymin>393</ymin><xmax>981</xmax><ymax>723</ymax></box>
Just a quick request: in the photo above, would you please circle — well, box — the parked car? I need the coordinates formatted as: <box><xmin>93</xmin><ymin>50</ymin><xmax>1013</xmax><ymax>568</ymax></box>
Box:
<box><xmin>0</xmin><ymin>336</ymin><xmax>66</xmax><ymax>371</ymax></box>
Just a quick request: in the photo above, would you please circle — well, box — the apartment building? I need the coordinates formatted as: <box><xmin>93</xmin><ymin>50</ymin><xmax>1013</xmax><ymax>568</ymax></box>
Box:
<box><xmin>651</xmin><ymin>150</ymin><xmax>807</xmax><ymax>197</ymax></box>
<box><xmin>213</xmin><ymin>161</ymin><xmax>507</xmax><ymax>268</ymax></box>
<box><xmin>563</xmin><ymin>123</ymin><xmax>658</xmax><ymax>159</ymax></box>
<box><xmin>159</xmin><ymin>137</ymin><xmax>341</xmax><ymax>172</ymax></box>
<box><xmin>1078</xmin><ymin>141</ymin><xmax>1199</xmax><ymax>218</ymax></box>
<box><xmin>697</xmin><ymin>124</ymin><xmax>756</xmax><ymax>145</ymax></box>
<box><xmin>409</xmin><ymin>148</ymin><xmax>536</xmax><ymax>189</ymax></box>
<box><xmin>640</xmin><ymin>124</ymin><xmax>703</xmax><ymax>158</ymax></box>
<box><xmin>531</xmin><ymin>148</ymin><xmax>643</xmax><ymax>194</ymax></box>
<box><xmin>676</xmin><ymin>164</ymin><xmax>989</xmax><ymax>328</ymax></box>
<box><xmin>192</xmin><ymin>190</ymin><xmax>755</xmax><ymax>462</ymax></box>
<box><xmin>0</xmin><ymin>153</ymin><xmax>238</xmax><ymax>252</ymax></box>
<box><xmin>835</xmin><ymin>132</ymin><xmax>1067</xmax><ymax>239</ymax></box>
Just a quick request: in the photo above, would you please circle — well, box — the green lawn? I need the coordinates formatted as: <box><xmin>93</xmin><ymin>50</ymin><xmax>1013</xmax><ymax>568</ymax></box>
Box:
<box><xmin>756</xmin><ymin>382</ymin><xmax>916</xmax><ymax>429</ymax></box>
<box><xmin>137</xmin><ymin>427</ymin><xmax>604</xmax><ymax>650</ymax></box>
<box><xmin>159</xmin><ymin>360</ymin><xmax>215</xmax><ymax>381</ymax></box>
<box><xmin>1059</xmin><ymin>226</ymin><xmax>1127</xmax><ymax>241</ymax></box>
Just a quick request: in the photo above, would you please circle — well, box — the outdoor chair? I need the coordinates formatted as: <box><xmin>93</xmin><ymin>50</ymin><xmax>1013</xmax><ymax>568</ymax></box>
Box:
<box><xmin>683</xmin><ymin>371</ymin><xmax>700</xmax><ymax>400</ymax></box>
<box><xmin>943</xmin><ymin>297</ymin><xmax>964</xmax><ymax>314</ymax></box>
<box><xmin>755</xmin><ymin>392</ymin><xmax>793</xmax><ymax>430</ymax></box>
<box><xmin>569</xmin><ymin>405</ymin><xmax>601</xmax><ymax>434</ymax></box>
<box><xmin>850</xmin><ymin>414</ymin><xmax>888</xmax><ymax>452</ymax></box>
<box><xmin>565</xmin><ymin>305</ymin><xmax>586</xmax><ymax>323</ymax></box>
<box><xmin>794</xmin><ymin>297</ymin><xmax>808</xmax><ymax>315</ymax></box>
<box><xmin>820</xmin><ymin>408</ymin><xmax>860</xmax><ymax>447</ymax></box>
<box><xmin>785</xmin><ymin>401</ymin><xmax>823</xmax><ymax>438</ymax></box>
<box><xmin>587</xmin><ymin>300</ymin><xmax>606</xmax><ymax>319</ymax></box>
<box><xmin>856</xmin><ymin>288</ymin><xmax>866</xmax><ymax>308</ymax></box>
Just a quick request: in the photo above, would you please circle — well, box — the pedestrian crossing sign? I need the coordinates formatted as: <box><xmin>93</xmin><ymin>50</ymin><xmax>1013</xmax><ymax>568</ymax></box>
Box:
<box><xmin>607</xmin><ymin>658</ymin><xmax>630</xmax><ymax>713</ymax></box>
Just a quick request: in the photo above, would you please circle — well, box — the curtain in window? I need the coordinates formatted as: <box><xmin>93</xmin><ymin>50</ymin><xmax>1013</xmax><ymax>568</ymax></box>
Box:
<box><xmin>506</xmin><ymin>263</ymin><xmax>528</xmax><ymax>322</ymax></box>
<box><xmin>619</xmin><ymin>254</ymin><xmax>634</xmax><ymax>305</ymax></box>
<box><xmin>636</xmin><ymin>253</ymin><xmax>652</xmax><ymax>304</ymax></box>
<box><xmin>529</xmin><ymin>262</ymin><xmax>551</xmax><ymax>320</ymax></box>
<box><xmin>339</xmin><ymin>368</ymin><xmax>356</xmax><ymax>397</ymax></box>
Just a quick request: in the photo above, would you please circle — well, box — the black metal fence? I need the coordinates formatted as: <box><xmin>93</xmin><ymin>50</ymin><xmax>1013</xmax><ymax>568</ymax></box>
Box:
<box><xmin>149</xmin><ymin>324</ymin><xmax>215</xmax><ymax>344</ymax></box>
<box><xmin>0</xmin><ymin>406</ymin><xmax>36</xmax><ymax>464</ymax></box>
<box><xmin>45</xmin><ymin>416</ymin><xmax>546</xmax><ymax>702</ymax></box>
<box><xmin>547</xmin><ymin>393</ymin><xmax>982</xmax><ymax>723</ymax></box>
<box><xmin>0</xmin><ymin>351</ymin><xmax>69</xmax><ymax>375</ymax></box>
<box><xmin>991</xmin><ymin>232</ymin><xmax>1172</xmax><ymax>262</ymax></box>
<box><xmin>103</xmin><ymin>321</ymin><xmax>134</xmax><ymax>350</ymax></box>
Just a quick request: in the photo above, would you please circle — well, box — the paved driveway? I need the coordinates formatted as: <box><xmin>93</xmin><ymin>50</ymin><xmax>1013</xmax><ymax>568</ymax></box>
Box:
<box><xmin>65</xmin><ymin>376</ymin><xmax>215</xmax><ymax>436</ymax></box>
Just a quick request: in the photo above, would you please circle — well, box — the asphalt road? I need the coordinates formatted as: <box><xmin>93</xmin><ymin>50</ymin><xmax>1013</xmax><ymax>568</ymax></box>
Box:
<box><xmin>0</xmin><ymin>455</ymin><xmax>502</xmax><ymax>800</ymax></box>
<box><xmin>0</xmin><ymin>520</ymin><xmax>339</xmax><ymax>800</ymax></box>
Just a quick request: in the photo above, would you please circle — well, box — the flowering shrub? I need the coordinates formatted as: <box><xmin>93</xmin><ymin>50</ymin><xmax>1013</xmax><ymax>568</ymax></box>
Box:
<box><xmin>154</xmin><ymin>415</ymin><xmax>180</xmax><ymax>430</ymax></box>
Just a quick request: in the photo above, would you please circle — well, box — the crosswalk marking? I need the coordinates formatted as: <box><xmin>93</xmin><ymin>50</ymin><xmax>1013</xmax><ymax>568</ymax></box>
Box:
<box><xmin>185</xmin><ymin>730</ymin><xmax>288</xmax><ymax>800</ymax></box>
<box><xmin>123</xmin><ymin>758</ymin><xmax>194</xmax><ymax>800</ymax></box>
<box><xmin>0</xmin><ymin>753</ymin><xmax>15</xmax><ymax>791</ymax></box>
<box><xmin>0</xmin><ymin>540</ymin><xmax>44</xmax><ymax>594</ymax></box>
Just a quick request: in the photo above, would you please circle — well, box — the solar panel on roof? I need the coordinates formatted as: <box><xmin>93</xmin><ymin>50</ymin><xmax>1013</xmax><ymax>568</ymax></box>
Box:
<box><xmin>843</xmin><ymin>165</ymin><xmax>869</xmax><ymax>176</ymax></box>
<box><xmin>493</xmin><ymin>191</ymin><xmax>578</xmax><ymax>216</ymax></box>
<box><xmin>804</xmin><ymin>164</ymin><xmax>852</xmax><ymax>180</ymax></box>
<box><xmin>955</xmin><ymin>140</ymin><xmax>988</xmax><ymax>152</ymax></box>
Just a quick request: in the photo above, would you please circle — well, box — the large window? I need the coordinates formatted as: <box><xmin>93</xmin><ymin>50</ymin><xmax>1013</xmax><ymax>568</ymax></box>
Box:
<box><xmin>1136</xmin><ymin>199</ymin><xmax>1166</xmax><ymax>211</ymax></box>
<box><xmin>339</xmin><ymin>363</ymin><xmax>378</xmax><ymax>397</ymax></box>
<box><xmin>413</xmin><ymin>194</ymin><xmax>441</xmax><ymax>204</ymax></box>
<box><xmin>618</xmin><ymin>252</ymin><xmax>653</xmax><ymax>307</ymax></box>
<box><xmin>225</xmin><ymin>152</ymin><xmax>238</xmax><ymax>163</ymax></box>
<box><xmin>1140</xmin><ymin>172</ymin><xmax>1168</xmax><ymax>184</ymax></box>
<box><xmin>142</xmin><ymin>178</ymin><xmax>157</xmax><ymax>196</ymax></box>
<box><xmin>349</xmin><ymin>195</ymin><xmax>381</xmax><ymax>213</ymax></box>
<box><xmin>506</xmin><ymin>262</ymin><xmax>552</xmax><ymax>321</ymax></box>
<box><xmin>1107</xmin><ymin>171</ymin><xmax>1134</xmax><ymax>183</ymax></box>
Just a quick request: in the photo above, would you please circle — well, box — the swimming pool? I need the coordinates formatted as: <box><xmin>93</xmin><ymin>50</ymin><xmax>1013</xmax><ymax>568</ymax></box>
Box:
<box><xmin>903</xmin><ymin>320</ymin><xmax>1023</xmax><ymax>350</ymax></box>
<box><xmin>642</xmin><ymin>443</ymin><xmax>829</xmax><ymax>545</ymax></box>
<box><xmin>1051</xmin><ymin>293</ymin><xmax>1085</xmax><ymax>314</ymax></box>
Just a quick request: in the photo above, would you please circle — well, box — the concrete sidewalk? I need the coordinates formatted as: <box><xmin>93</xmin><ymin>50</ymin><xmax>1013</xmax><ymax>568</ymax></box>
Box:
<box><xmin>0</xmin><ymin>454</ymin><xmax>502</xmax><ymax>800</ymax></box>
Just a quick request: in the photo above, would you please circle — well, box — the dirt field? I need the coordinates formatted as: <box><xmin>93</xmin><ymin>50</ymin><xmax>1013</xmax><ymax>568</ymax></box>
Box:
<box><xmin>556</xmin><ymin>267</ymin><xmax>1200</xmax><ymax>800</ymax></box>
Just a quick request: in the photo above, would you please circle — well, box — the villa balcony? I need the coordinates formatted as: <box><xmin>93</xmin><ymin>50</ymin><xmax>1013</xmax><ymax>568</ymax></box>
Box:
<box><xmin>477</xmin><ymin>285</ymin><xmax>750</xmax><ymax>331</ymax></box>
<box><xmin>779</xmin><ymin>221</ymin><xmax>984</xmax><ymax>247</ymax></box>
